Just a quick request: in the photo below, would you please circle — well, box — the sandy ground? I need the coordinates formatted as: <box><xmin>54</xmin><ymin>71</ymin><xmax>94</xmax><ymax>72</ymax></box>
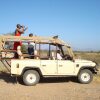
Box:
<box><xmin>0</xmin><ymin>73</ymin><xmax>100</xmax><ymax>100</ymax></box>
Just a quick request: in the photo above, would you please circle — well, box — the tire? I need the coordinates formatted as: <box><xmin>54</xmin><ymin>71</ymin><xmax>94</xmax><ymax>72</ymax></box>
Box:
<box><xmin>78</xmin><ymin>69</ymin><xmax>93</xmax><ymax>84</ymax></box>
<box><xmin>23</xmin><ymin>70</ymin><xmax>40</xmax><ymax>86</ymax></box>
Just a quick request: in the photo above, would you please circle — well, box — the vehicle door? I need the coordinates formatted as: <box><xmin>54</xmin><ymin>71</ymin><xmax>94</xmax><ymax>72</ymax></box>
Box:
<box><xmin>58</xmin><ymin>60</ymin><xmax>75</xmax><ymax>75</ymax></box>
<box><xmin>41</xmin><ymin>60</ymin><xmax>57</xmax><ymax>75</ymax></box>
<box><xmin>57</xmin><ymin>45</ymin><xmax>75</xmax><ymax>75</ymax></box>
<box><xmin>40</xmin><ymin>44</ymin><xmax>57</xmax><ymax>75</ymax></box>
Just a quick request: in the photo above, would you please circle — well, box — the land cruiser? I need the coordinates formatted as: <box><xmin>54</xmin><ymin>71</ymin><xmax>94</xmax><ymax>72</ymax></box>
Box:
<box><xmin>0</xmin><ymin>35</ymin><xmax>98</xmax><ymax>85</ymax></box>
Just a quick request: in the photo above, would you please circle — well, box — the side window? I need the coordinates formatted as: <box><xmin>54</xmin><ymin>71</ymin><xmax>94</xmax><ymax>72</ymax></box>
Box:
<box><xmin>4</xmin><ymin>41</ymin><xmax>13</xmax><ymax>50</ymax></box>
<box><xmin>50</xmin><ymin>44</ymin><xmax>63</xmax><ymax>60</ymax></box>
<box><xmin>40</xmin><ymin>44</ymin><xmax>49</xmax><ymax>59</ymax></box>
<box><xmin>50</xmin><ymin>44</ymin><xmax>57</xmax><ymax>59</ymax></box>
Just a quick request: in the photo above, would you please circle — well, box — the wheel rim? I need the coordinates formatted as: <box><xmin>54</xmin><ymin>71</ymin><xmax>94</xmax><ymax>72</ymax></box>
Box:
<box><xmin>81</xmin><ymin>73</ymin><xmax>90</xmax><ymax>82</ymax></box>
<box><xmin>26</xmin><ymin>74</ymin><xmax>36</xmax><ymax>84</ymax></box>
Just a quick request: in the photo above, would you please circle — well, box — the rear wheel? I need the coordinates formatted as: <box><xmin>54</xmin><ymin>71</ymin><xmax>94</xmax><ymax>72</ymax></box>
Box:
<box><xmin>23</xmin><ymin>70</ymin><xmax>40</xmax><ymax>86</ymax></box>
<box><xmin>78</xmin><ymin>69</ymin><xmax>93</xmax><ymax>84</ymax></box>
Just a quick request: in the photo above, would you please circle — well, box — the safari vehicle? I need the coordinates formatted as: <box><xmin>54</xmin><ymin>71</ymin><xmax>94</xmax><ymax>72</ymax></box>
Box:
<box><xmin>0</xmin><ymin>35</ymin><xmax>98</xmax><ymax>86</ymax></box>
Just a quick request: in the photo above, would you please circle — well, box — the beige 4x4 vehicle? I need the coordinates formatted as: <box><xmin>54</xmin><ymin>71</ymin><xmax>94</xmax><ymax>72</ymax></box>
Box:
<box><xmin>0</xmin><ymin>35</ymin><xmax>98</xmax><ymax>85</ymax></box>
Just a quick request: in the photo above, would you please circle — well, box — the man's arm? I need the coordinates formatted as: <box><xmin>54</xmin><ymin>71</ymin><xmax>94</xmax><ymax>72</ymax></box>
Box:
<box><xmin>24</xmin><ymin>27</ymin><xmax>28</xmax><ymax>31</ymax></box>
<box><xmin>16</xmin><ymin>28</ymin><xmax>24</xmax><ymax>33</ymax></box>
<box><xmin>16</xmin><ymin>27</ymin><xmax>28</xmax><ymax>34</ymax></box>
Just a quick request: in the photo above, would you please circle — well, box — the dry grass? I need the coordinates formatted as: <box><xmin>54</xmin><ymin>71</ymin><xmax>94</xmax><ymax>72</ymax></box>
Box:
<box><xmin>94</xmin><ymin>75</ymin><xmax>100</xmax><ymax>83</ymax></box>
<box><xmin>74</xmin><ymin>52</ymin><xmax>100</xmax><ymax>65</ymax></box>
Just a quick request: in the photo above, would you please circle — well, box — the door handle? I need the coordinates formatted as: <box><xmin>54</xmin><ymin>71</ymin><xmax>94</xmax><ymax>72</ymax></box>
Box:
<box><xmin>59</xmin><ymin>65</ymin><xmax>63</xmax><ymax>67</ymax></box>
<box><xmin>42</xmin><ymin>65</ymin><xmax>46</xmax><ymax>67</ymax></box>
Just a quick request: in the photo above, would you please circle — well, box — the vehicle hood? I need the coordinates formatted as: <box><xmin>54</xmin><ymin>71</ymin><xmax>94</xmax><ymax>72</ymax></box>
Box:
<box><xmin>75</xmin><ymin>59</ymin><xmax>96</xmax><ymax>66</ymax></box>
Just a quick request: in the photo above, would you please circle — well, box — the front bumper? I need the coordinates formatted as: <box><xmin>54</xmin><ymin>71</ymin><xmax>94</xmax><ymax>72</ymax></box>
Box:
<box><xmin>94</xmin><ymin>64</ymin><xmax>100</xmax><ymax>74</ymax></box>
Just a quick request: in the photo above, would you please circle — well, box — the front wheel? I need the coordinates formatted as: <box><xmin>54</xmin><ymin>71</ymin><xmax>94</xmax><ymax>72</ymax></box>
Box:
<box><xmin>23</xmin><ymin>70</ymin><xmax>40</xmax><ymax>86</ymax></box>
<box><xmin>78</xmin><ymin>69</ymin><xmax>93</xmax><ymax>84</ymax></box>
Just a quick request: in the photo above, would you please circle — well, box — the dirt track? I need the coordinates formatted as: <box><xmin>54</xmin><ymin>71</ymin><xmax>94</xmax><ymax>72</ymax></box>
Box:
<box><xmin>0</xmin><ymin>73</ymin><xmax>100</xmax><ymax>100</ymax></box>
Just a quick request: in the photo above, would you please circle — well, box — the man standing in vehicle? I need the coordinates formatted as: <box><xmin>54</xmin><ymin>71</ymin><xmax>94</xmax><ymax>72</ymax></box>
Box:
<box><xmin>28</xmin><ymin>33</ymin><xmax>35</xmax><ymax>58</ymax></box>
<box><xmin>13</xmin><ymin>24</ymin><xmax>28</xmax><ymax>50</ymax></box>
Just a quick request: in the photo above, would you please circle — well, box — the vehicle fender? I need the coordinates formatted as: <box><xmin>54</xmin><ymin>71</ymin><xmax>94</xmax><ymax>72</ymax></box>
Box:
<box><xmin>21</xmin><ymin>66</ymin><xmax>43</xmax><ymax>76</ymax></box>
<box><xmin>78</xmin><ymin>66</ymin><xmax>96</xmax><ymax>75</ymax></box>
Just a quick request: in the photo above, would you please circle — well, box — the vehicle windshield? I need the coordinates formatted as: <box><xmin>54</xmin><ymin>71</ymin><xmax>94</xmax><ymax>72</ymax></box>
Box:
<box><xmin>62</xmin><ymin>46</ymin><xmax>69</xmax><ymax>56</ymax></box>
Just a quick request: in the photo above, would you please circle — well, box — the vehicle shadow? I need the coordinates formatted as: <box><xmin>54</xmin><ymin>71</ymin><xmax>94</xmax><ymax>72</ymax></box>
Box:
<box><xmin>39</xmin><ymin>77</ymin><xmax>78</xmax><ymax>84</ymax></box>
<box><xmin>0</xmin><ymin>72</ymin><xmax>17</xmax><ymax>84</ymax></box>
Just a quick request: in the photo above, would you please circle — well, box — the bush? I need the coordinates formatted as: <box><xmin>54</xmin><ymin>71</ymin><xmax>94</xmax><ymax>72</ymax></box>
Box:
<box><xmin>21</xmin><ymin>45</ymin><xmax>27</xmax><ymax>53</ymax></box>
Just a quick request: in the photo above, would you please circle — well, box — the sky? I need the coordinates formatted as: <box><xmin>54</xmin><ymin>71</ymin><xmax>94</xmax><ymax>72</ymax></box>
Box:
<box><xmin>0</xmin><ymin>0</ymin><xmax>100</xmax><ymax>51</ymax></box>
